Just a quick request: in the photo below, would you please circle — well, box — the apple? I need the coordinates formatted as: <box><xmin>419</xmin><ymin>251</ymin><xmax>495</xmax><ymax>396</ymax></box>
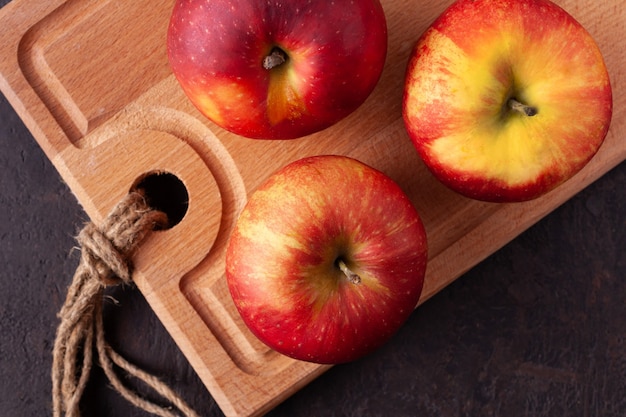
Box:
<box><xmin>402</xmin><ymin>0</ymin><xmax>613</xmax><ymax>202</ymax></box>
<box><xmin>225</xmin><ymin>155</ymin><xmax>428</xmax><ymax>364</ymax></box>
<box><xmin>167</xmin><ymin>0</ymin><xmax>387</xmax><ymax>139</ymax></box>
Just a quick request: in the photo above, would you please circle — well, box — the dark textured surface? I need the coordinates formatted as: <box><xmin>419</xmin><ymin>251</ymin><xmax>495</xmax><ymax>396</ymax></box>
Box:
<box><xmin>1</xmin><ymin>4</ymin><xmax>625</xmax><ymax>416</ymax></box>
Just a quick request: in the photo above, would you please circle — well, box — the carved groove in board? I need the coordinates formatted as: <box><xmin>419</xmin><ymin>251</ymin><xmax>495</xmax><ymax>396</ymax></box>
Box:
<box><xmin>17</xmin><ymin>0</ymin><xmax>173</xmax><ymax>147</ymax></box>
<box><xmin>186</xmin><ymin>282</ymin><xmax>296</xmax><ymax>377</ymax></box>
<box><xmin>82</xmin><ymin>103</ymin><xmax>270</xmax><ymax>373</ymax></box>
<box><xmin>17</xmin><ymin>0</ymin><xmax>94</xmax><ymax>143</ymax></box>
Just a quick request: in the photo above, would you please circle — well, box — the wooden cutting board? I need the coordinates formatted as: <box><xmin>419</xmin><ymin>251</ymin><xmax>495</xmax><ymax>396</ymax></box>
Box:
<box><xmin>1</xmin><ymin>0</ymin><xmax>624</xmax><ymax>416</ymax></box>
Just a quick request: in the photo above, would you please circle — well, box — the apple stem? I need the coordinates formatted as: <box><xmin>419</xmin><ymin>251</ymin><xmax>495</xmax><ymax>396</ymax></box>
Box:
<box><xmin>263</xmin><ymin>48</ymin><xmax>287</xmax><ymax>70</ymax></box>
<box><xmin>508</xmin><ymin>98</ymin><xmax>538</xmax><ymax>117</ymax></box>
<box><xmin>337</xmin><ymin>259</ymin><xmax>362</xmax><ymax>285</ymax></box>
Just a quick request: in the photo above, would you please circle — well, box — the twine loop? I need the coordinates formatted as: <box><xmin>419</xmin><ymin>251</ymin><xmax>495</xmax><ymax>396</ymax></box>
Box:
<box><xmin>51</xmin><ymin>191</ymin><xmax>200</xmax><ymax>417</ymax></box>
<box><xmin>78</xmin><ymin>223</ymin><xmax>132</xmax><ymax>285</ymax></box>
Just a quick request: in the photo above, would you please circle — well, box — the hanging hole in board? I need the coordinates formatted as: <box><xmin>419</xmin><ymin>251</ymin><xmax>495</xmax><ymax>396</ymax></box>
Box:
<box><xmin>131</xmin><ymin>171</ymin><xmax>189</xmax><ymax>229</ymax></box>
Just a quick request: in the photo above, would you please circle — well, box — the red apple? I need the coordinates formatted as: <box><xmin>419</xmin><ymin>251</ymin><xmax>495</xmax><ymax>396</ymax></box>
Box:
<box><xmin>167</xmin><ymin>0</ymin><xmax>387</xmax><ymax>139</ymax></box>
<box><xmin>225</xmin><ymin>155</ymin><xmax>428</xmax><ymax>364</ymax></box>
<box><xmin>402</xmin><ymin>0</ymin><xmax>613</xmax><ymax>202</ymax></box>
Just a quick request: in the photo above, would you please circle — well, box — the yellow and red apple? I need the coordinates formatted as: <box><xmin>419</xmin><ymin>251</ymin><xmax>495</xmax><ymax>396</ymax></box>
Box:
<box><xmin>225</xmin><ymin>155</ymin><xmax>428</xmax><ymax>364</ymax></box>
<box><xmin>167</xmin><ymin>0</ymin><xmax>387</xmax><ymax>139</ymax></box>
<box><xmin>403</xmin><ymin>0</ymin><xmax>613</xmax><ymax>202</ymax></box>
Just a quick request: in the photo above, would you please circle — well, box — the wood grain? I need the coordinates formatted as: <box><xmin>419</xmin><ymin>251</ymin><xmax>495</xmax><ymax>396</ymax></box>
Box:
<box><xmin>0</xmin><ymin>0</ymin><xmax>624</xmax><ymax>416</ymax></box>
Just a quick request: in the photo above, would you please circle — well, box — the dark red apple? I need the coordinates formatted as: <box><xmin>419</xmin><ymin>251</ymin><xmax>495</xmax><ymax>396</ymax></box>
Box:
<box><xmin>167</xmin><ymin>0</ymin><xmax>388</xmax><ymax>139</ymax></box>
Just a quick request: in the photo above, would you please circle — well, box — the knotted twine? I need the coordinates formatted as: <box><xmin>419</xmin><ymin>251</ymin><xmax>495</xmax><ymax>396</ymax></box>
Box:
<box><xmin>51</xmin><ymin>191</ymin><xmax>200</xmax><ymax>417</ymax></box>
